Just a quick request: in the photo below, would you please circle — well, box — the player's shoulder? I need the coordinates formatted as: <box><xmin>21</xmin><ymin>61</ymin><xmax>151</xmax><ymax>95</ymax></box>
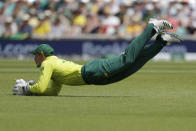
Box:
<box><xmin>42</xmin><ymin>56</ymin><xmax>58</xmax><ymax>65</ymax></box>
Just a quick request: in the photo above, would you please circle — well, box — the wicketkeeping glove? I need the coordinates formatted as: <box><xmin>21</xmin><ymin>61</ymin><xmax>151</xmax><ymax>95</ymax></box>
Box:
<box><xmin>13</xmin><ymin>79</ymin><xmax>32</xmax><ymax>95</ymax></box>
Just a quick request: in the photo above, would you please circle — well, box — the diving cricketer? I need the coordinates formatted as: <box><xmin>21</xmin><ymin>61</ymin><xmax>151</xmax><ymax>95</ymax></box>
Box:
<box><xmin>13</xmin><ymin>18</ymin><xmax>182</xmax><ymax>96</ymax></box>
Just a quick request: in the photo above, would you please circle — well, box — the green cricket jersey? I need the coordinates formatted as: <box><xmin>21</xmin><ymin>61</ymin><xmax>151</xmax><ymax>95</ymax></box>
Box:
<box><xmin>30</xmin><ymin>56</ymin><xmax>86</xmax><ymax>95</ymax></box>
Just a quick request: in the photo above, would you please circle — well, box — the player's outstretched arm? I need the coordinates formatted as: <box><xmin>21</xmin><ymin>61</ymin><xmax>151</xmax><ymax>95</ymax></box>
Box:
<box><xmin>29</xmin><ymin>62</ymin><xmax>53</xmax><ymax>95</ymax></box>
<box><xmin>40</xmin><ymin>80</ymin><xmax>62</xmax><ymax>96</ymax></box>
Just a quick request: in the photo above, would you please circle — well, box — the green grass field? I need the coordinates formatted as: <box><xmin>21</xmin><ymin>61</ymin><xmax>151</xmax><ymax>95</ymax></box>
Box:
<box><xmin>0</xmin><ymin>59</ymin><xmax>196</xmax><ymax>131</ymax></box>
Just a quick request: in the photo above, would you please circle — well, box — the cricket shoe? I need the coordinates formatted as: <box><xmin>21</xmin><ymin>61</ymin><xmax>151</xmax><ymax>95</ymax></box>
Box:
<box><xmin>161</xmin><ymin>31</ymin><xmax>183</xmax><ymax>45</ymax></box>
<box><xmin>149</xmin><ymin>18</ymin><xmax>173</xmax><ymax>33</ymax></box>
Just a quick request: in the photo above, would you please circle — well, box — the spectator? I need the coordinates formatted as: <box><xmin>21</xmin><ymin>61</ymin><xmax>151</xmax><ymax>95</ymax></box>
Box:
<box><xmin>73</xmin><ymin>10</ymin><xmax>87</xmax><ymax>29</ymax></box>
<box><xmin>48</xmin><ymin>16</ymin><xmax>67</xmax><ymax>39</ymax></box>
<box><xmin>18</xmin><ymin>14</ymin><xmax>33</xmax><ymax>37</ymax></box>
<box><xmin>28</xmin><ymin>8</ymin><xmax>40</xmax><ymax>28</ymax></box>
<box><xmin>0</xmin><ymin>4</ymin><xmax>6</xmax><ymax>37</ymax></box>
<box><xmin>2</xmin><ymin>17</ymin><xmax>18</xmax><ymax>38</ymax></box>
<box><xmin>33</xmin><ymin>11</ymin><xmax>51</xmax><ymax>38</ymax></box>
<box><xmin>187</xmin><ymin>18</ymin><xmax>196</xmax><ymax>35</ymax></box>
<box><xmin>100</xmin><ymin>6</ymin><xmax>120</xmax><ymax>35</ymax></box>
<box><xmin>84</xmin><ymin>13</ymin><xmax>100</xmax><ymax>33</ymax></box>
<box><xmin>176</xmin><ymin>21</ymin><xmax>187</xmax><ymax>36</ymax></box>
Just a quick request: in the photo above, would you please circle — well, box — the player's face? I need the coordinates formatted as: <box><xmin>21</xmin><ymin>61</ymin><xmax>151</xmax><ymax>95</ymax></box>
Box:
<box><xmin>34</xmin><ymin>53</ymin><xmax>45</xmax><ymax>68</ymax></box>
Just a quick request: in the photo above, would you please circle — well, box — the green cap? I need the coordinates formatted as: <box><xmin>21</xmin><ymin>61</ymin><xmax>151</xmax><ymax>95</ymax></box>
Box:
<box><xmin>30</xmin><ymin>44</ymin><xmax>54</xmax><ymax>56</ymax></box>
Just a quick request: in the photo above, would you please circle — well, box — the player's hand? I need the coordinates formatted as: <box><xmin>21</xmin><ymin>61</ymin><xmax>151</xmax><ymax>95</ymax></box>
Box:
<box><xmin>13</xmin><ymin>79</ymin><xmax>31</xmax><ymax>95</ymax></box>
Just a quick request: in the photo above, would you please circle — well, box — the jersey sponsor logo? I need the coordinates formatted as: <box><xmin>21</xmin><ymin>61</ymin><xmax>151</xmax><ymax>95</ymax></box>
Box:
<box><xmin>41</xmin><ymin>67</ymin><xmax>44</xmax><ymax>71</ymax></box>
<box><xmin>104</xmin><ymin>72</ymin><xmax>109</xmax><ymax>77</ymax></box>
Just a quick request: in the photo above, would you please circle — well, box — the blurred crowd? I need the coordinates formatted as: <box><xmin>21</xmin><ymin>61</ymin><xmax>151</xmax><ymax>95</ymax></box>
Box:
<box><xmin>0</xmin><ymin>0</ymin><xmax>196</xmax><ymax>40</ymax></box>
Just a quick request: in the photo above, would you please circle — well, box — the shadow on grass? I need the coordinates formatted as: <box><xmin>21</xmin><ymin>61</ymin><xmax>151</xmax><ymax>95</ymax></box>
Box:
<box><xmin>9</xmin><ymin>94</ymin><xmax>137</xmax><ymax>97</ymax></box>
<box><xmin>58</xmin><ymin>95</ymin><xmax>137</xmax><ymax>97</ymax></box>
